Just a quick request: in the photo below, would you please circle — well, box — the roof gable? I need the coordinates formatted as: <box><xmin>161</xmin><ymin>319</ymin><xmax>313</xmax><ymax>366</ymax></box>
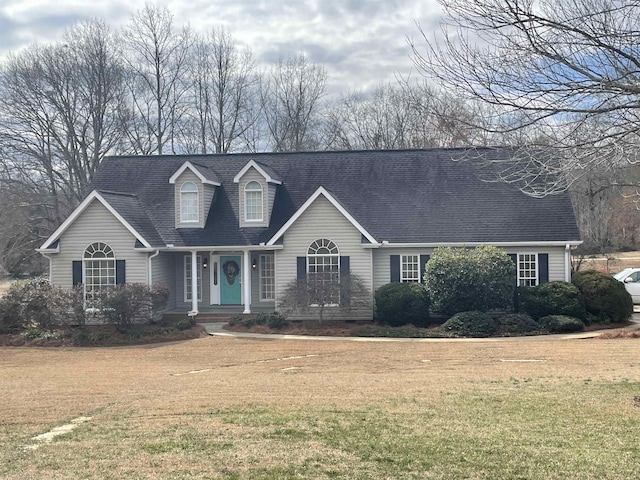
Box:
<box><xmin>267</xmin><ymin>186</ymin><xmax>377</xmax><ymax>246</ymax></box>
<box><xmin>39</xmin><ymin>190</ymin><xmax>152</xmax><ymax>250</ymax></box>
<box><xmin>233</xmin><ymin>159</ymin><xmax>282</xmax><ymax>184</ymax></box>
<box><xmin>169</xmin><ymin>161</ymin><xmax>221</xmax><ymax>186</ymax></box>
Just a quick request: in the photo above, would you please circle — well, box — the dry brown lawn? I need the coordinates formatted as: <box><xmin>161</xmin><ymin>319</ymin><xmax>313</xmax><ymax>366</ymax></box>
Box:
<box><xmin>1</xmin><ymin>335</ymin><xmax>640</xmax><ymax>479</ymax></box>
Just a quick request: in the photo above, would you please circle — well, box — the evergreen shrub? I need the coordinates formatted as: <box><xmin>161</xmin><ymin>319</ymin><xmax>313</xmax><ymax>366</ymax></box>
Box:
<box><xmin>517</xmin><ymin>281</ymin><xmax>586</xmax><ymax>320</ymax></box>
<box><xmin>441</xmin><ymin>310</ymin><xmax>498</xmax><ymax>337</ymax></box>
<box><xmin>538</xmin><ymin>315</ymin><xmax>585</xmax><ymax>333</ymax></box>
<box><xmin>572</xmin><ymin>270</ymin><xmax>633</xmax><ymax>324</ymax></box>
<box><xmin>374</xmin><ymin>282</ymin><xmax>430</xmax><ymax>327</ymax></box>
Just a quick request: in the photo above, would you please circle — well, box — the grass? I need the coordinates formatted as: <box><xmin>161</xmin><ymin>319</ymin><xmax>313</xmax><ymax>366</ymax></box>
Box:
<box><xmin>1</xmin><ymin>336</ymin><xmax>639</xmax><ymax>478</ymax></box>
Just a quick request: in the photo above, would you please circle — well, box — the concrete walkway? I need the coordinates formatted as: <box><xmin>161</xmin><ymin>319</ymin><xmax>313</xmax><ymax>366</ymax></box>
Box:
<box><xmin>201</xmin><ymin>314</ymin><xmax>640</xmax><ymax>343</ymax></box>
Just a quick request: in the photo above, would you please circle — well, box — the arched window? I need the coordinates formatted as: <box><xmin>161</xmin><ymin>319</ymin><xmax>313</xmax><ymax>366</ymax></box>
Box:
<box><xmin>84</xmin><ymin>242</ymin><xmax>115</xmax><ymax>303</ymax></box>
<box><xmin>244</xmin><ymin>181</ymin><xmax>263</xmax><ymax>221</ymax></box>
<box><xmin>180</xmin><ymin>182</ymin><xmax>199</xmax><ymax>223</ymax></box>
<box><xmin>307</xmin><ymin>239</ymin><xmax>340</xmax><ymax>305</ymax></box>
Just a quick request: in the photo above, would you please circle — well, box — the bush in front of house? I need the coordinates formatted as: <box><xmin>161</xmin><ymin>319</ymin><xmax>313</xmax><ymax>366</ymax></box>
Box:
<box><xmin>424</xmin><ymin>246</ymin><xmax>516</xmax><ymax>316</ymax></box>
<box><xmin>95</xmin><ymin>283</ymin><xmax>169</xmax><ymax>330</ymax></box>
<box><xmin>572</xmin><ymin>270</ymin><xmax>633</xmax><ymax>324</ymax></box>
<box><xmin>0</xmin><ymin>278</ymin><xmax>85</xmax><ymax>333</ymax></box>
<box><xmin>517</xmin><ymin>281</ymin><xmax>586</xmax><ymax>321</ymax></box>
<box><xmin>374</xmin><ymin>282</ymin><xmax>430</xmax><ymax>327</ymax></box>
<box><xmin>497</xmin><ymin>313</ymin><xmax>541</xmax><ymax>335</ymax></box>
<box><xmin>538</xmin><ymin>315</ymin><xmax>585</xmax><ymax>333</ymax></box>
<box><xmin>440</xmin><ymin>310</ymin><xmax>498</xmax><ymax>337</ymax></box>
<box><xmin>227</xmin><ymin>312</ymin><xmax>289</xmax><ymax>329</ymax></box>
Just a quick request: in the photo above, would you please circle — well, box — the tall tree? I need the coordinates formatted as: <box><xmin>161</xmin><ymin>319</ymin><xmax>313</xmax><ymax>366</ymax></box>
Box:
<box><xmin>123</xmin><ymin>4</ymin><xmax>192</xmax><ymax>155</ymax></box>
<box><xmin>181</xmin><ymin>28</ymin><xmax>259</xmax><ymax>154</ymax></box>
<box><xmin>260</xmin><ymin>54</ymin><xmax>327</xmax><ymax>152</ymax></box>
<box><xmin>411</xmin><ymin>0</ymin><xmax>640</xmax><ymax>195</ymax></box>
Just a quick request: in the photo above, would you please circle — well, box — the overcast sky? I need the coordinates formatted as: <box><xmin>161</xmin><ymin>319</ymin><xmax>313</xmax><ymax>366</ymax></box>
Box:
<box><xmin>0</xmin><ymin>0</ymin><xmax>444</xmax><ymax>95</ymax></box>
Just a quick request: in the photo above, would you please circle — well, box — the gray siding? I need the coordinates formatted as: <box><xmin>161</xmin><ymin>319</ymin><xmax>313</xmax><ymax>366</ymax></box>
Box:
<box><xmin>275</xmin><ymin>195</ymin><xmax>373</xmax><ymax>320</ymax></box>
<box><xmin>174</xmin><ymin>170</ymin><xmax>213</xmax><ymax>229</ymax></box>
<box><xmin>50</xmin><ymin>200</ymin><xmax>148</xmax><ymax>288</ymax></box>
<box><xmin>151</xmin><ymin>253</ymin><xmax>176</xmax><ymax>309</ymax></box>
<box><xmin>372</xmin><ymin>245</ymin><xmax>568</xmax><ymax>291</ymax></box>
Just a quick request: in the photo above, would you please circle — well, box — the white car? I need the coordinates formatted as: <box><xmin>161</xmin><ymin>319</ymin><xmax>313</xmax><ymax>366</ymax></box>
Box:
<box><xmin>613</xmin><ymin>268</ymin><xmax>640</xmax><ymax>304</ymax></box>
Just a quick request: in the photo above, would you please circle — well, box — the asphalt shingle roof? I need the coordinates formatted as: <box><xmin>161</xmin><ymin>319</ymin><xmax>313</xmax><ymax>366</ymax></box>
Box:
<box><xmin>90</xmin><ymin>148</ymin><xmax>581</xmax><ymax>248</ymax></box>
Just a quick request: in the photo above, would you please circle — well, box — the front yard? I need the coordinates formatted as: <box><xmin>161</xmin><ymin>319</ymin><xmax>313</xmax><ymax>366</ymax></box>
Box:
<box><xmin>1</xmin><ymin>336</ymin><xmax>639</xmax><ymax>479</ymax></box>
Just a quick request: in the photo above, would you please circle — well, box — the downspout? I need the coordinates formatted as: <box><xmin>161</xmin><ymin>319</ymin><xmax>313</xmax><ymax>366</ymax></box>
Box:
<box><xmin>148</xmin><ymin>250</ymin><xmax>160</xmax><ymax>285</ymax></box>
<box><xmin>565</xmin><ymin>244</ymin><xmax>571</xmax><ymax>282</ymax></box>
<box><xmin>41</xmin><ymin>253</ymin><xmax>53</xmax><ymax>282</ymax></box>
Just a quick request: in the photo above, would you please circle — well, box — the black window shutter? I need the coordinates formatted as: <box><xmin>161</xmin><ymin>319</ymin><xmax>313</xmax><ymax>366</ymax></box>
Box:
<box><xmin>72</xmin><ymin>261</ymin><xmax>82</xmax><ymax>286</ymax></box>
<box><xmin>340</xmin><ymin>256</ymin><xmax>350</xmax><ymax>306</ymax></box>
<box><xmin>296</xmin><ymin>257</ymin><xmax>307</xmax><ymax>280</ymax></box>
<box><xmin>116</xmin><ymin>260</ymin><xmax>126</xmax><ymax>284</ymax></box>
<box><xmin>538</xmin><ymin>254</ymin><xmax>549</xmax><ymax>284</ymax></box>
<box><xmin>390</xmin><ymin>255</ymin><xmax>400</xmax><ymax>282</ymax></box>
<box><xmin>419</xmin><ymin>255</ymin><xmax>430</xmax><ymax>283</ymax></box>
<box><xmin>508</xmin><ymin>253</ymin><xmax>517</xmax><ymax>265</ymax></box>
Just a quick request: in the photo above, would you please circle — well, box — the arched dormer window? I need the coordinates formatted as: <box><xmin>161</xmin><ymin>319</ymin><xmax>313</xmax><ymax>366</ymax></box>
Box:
<box><xmin>84</xmin><ymin>242</ymin><xmax>115</xmax><ymax>304</ymax></box>
<box><xmin>245</xmin><ymin>181</ymin><xmax>263</xmax><ymax>221</ymax></box>
<box><xmin>180</xmin><ymin>182</ymin><xmax>199</xmax><ymax>223</ymax></box>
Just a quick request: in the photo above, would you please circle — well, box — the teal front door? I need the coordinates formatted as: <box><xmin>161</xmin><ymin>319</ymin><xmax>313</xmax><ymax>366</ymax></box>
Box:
<box><xmin>220</xmin><ymin>255</ymin><xmax>242</xmax><ymax>304</ymax></box>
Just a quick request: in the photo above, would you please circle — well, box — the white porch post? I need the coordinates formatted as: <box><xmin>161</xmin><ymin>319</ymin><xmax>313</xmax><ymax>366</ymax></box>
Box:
<box><xmin>191</xmin><ymin>250</ymin><xmax>198</xmax><ymax>315</ymax></box>
<box><xmin>243</xmin><ymin>250</ymin><xmax>251</xmax><ymax>314</ymax></box>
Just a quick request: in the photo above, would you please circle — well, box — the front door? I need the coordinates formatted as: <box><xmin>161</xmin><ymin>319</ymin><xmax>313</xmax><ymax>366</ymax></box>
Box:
<box><xmin>220</xmin><ymin>255</ymin><xmax>242</xmax><ymax>304</ymax></box>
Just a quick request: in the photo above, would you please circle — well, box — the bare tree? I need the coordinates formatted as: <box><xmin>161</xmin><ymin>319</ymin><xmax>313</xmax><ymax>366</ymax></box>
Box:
<box><xmin>181</xmin><ymin>28</ymin><xmax>259</xmax><ymax>154</ymax></box>
<box><xmin>123</xmin><ymin>4</ymin><xmax>192</xmax><ymax>155</ymax></box>
<box><xmin>260</xmin><ymin>54</ymin><xmax>327</xmax><ymax>152</ymax></box>
<box><xmin>278</xmin><ymin>273</ymin><xmax>370</xmax><ymax>323</ymax></box>
<box><xmin>411</xmin><ymin>0</ymin><xmax>640</xmax><ymax>195</ymax></box>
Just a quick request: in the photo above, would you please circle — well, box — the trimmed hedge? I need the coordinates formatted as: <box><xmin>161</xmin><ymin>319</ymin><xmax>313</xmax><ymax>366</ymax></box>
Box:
<box><xmin>424</xmin><ymin>246</ymin><xmax>515</xmax><ymax>315</ymax></box>
<box><xmin>441</xmin><ymin>310</ymin><xmax>498</xmax><ymax>338</ymax></box>
<box><xmin>572</xmin><ymin>270</ymin><xmax>633</xmax><ymax>324</ymax></box>
<box><xmin>517</xmin><ymin>281</ymin><xmax>586</xmax><ymax>320</ymax></box>
<box><xmin>374</xmin><ymin>282</ymin><xmax>430</xmax><ymax>327</ymax></box>
<box><xmin>538</xmin><ymin>315</ymin><xmax>585</xmax><ymax>333</ymax></box>
<box><xmin>497</xmin><ymin>313</ymin><xmax>540</xmax><ymax>335</ymax></box>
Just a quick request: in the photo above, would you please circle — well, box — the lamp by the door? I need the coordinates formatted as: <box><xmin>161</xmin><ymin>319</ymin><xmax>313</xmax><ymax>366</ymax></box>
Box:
<box><xmin>203</xmin><ymin>257</ymin><xmax>208</xmax><ymax>269</ymax></box>
<box><xmin>252</xmin><ymin>257</ymin><xmax>257</xmax><ymax>270</ymax></box>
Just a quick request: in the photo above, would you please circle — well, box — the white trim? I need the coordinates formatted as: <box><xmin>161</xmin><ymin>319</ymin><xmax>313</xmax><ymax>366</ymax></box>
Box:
<box><xmin>179</xmin><ymin>181</ymin><xmax>200</xmax><ymax>223</ymax></box>
<box><xmin>169</xmin><ymin>161</ymin><xmax>220</xmax><ymax>186</ymax></box>
<box><xmin>266</xmin><ymin>187</ymin><xmax>377</xmax><ymax>246</ymax></box>
<box><xmin>259</xmin><ymin>254</ymin><xmax>275</xmax><ymax>302</ymax></box>
<box><xmin>162</xmin><ymin>244</ymin><xmax>283</xmax><ymax>252</ymax></box>
<box><xmin>400</xmin><ymin>254</ymin><xmax>420</xmax><ymax>283</ymax></box>
<box><xmin>365</xmin><ymin>241</ymin><xmax>582</xmax><ymax>249</ymax></box>
<box><xmin>244</xmin><ymin>181</ymin><xmax>264</xmax><ymax>222</ymax></box>
<box><xmin>39</xmin><ymin>190</ymin><xmax>151</xmax><ymax>250</ymax></box>
<box><xmin>233</xmin><ymin>159</ymin><xmax>282</xmax><ymax>184</ymax></box>
<box><xmin>516</xmin><ymin>252</ymin><xmax>538</xmax><ymax>287</ymax></box>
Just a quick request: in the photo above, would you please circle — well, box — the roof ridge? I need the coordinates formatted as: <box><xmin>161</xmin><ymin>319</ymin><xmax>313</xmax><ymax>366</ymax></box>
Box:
<box><xmin>98</xmin><ymin>190</ymin><xmax>138</xmax><ymax>198</ymax></box>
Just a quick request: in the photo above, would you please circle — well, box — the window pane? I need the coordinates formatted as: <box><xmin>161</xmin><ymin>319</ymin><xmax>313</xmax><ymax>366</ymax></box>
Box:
<box><xmin>246</xmin><ymin>190</ymin><xmax>263</xmax><ymax>221</ymax></box>
<box><xmin>518</xmin><ymin>253</ymin><xmax>537</xmax><ymax>286</ymax></box>
<box><xmin>184</xmin><ymin>256</ymin><xmax>202</xmax><ymax>301</ymax></box>
<box><xmin>260</xmin><ymin>254</ymin><xmax>275</xmax><ymax>301</ymax></box>
<box><xmin>401</xmin><ymin>255</ymin><xmax>420</xmax><ymax>282</ymax></box>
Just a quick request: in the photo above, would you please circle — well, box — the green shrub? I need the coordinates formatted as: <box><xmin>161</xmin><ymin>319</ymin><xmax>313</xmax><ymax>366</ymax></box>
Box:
<box><xmin>227</xmin><ymin>315</ymin><xmax>246</xmax><ymax>327</ymax></box>
<box><xmin>176</xmin><ymin>318</ymin><xmax>195</xmax><ymax>331</ymax></box>
<box><xmin>227</xmin><ymin>312</ymin><xmax>288</xmax><ymax>329</ymax></box>
<box><xmin>497</xmin><ymin>313</ymin><xmax>540</xmax><ymax>335</ymax></box>
<box><xmin>0</xmin><ymin>286</ymin><xmax>25</xmax><ymax>333</ymax></box>
<box><xmin>374</xmin><ymin>282</ymin><xmax>430</xmax><ymax>327</ymax></box>
<box><xmin>517</xmin><ymin>281</ymin><xmax>586</xmax><ymax>320</ymax></box>
<box><xmin>441</xmin><ymin>311</ymin><xmax>498</xmax><ymax>337</ymax></box>
<box><xmin>425</xmin><ymin>246</ymin><xmax>515</xmax><ymax>315</ymax></box>
<box><xmin>572</xmin><ymin>270</ymin><xmax>633</xmax><ymax>324</ymax></box>
<box><xmin>266</xmin><ymin>312</ymin><xmax>288</xmax><ymax>329</ymax></box>
<box><xmin>538</xmin><ymin>315</ymin><xmax>585</xmax><ymax>333</ymax></box>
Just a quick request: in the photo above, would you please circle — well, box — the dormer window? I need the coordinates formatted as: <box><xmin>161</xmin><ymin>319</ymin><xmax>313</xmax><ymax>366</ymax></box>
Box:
<box><xmin>245</xmin><ymin>181</ymin><xmax>263</xmax><ymax>222</ymax></box>
<box><xmin>180</xmin><ymin>182</ymin><xmax>199</xmax><ymax>223</ymax></box>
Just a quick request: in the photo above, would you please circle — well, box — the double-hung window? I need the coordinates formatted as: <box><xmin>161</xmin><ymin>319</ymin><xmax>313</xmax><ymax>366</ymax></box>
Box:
<box><xmin>245</xmin><ymin>181</ymin><xmax>263</xmax><ymax>222</ymax></box>
<box><xmin>401</xmin><ymin>255</ymin><xmax>420</xmax><ymax>282</ymax></box>
<box><xmin>180</xmin><ymin>182</ymin><xmax>199</xmax><ymax>223</ymax></box>
<box><xmin>84</xmin><ymin>242</ymin><xmax>116</xmax><ymax>305</ymax></box>
<box><xmin>517</xmin><ymin>253</ymin><xmax>538</xmax><ymax>286</ymax></box>
<box><xmin>307</xmin><ymin>239</ymin><xmax>340</xmax><ymax>305</ymax></box>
